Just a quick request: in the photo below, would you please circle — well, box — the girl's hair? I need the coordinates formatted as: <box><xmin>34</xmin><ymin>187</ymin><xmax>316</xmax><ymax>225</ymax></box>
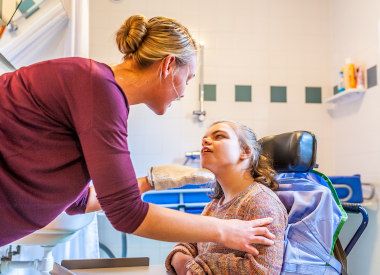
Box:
<box><xmin>209</xmin><ymin>121</ymin><xmax>279</xmax><ymax>199</ymax></box>
<box><xmin>116</xmin><ymin>15</ymin><xmax>197</xmax><ymax>68</ymax></box>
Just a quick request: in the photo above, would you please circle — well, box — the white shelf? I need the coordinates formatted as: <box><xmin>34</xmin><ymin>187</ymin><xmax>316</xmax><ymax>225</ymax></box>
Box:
<box><xmin>323</xmin><ymin>88</ymin><xmax>366</xmax><ymax>104</ymax></box>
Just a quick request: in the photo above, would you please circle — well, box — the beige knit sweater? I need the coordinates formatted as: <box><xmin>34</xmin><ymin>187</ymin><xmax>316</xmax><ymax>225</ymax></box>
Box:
<box><xmin>165</xmin><ymin>183</ymin><xmax>288</xmax><ymax>275</ymax></box>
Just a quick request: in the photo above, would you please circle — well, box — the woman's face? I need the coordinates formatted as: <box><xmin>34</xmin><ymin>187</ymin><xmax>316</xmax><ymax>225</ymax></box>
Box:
<box><xmin>150</xmin><ymin>54</ymin><xmax>197</xmax><ymax>115</ymax></box>
<box><xmin>201</xmin><ymin>122</ymin><xmax>243</xmax><ymax>174</ymax></box>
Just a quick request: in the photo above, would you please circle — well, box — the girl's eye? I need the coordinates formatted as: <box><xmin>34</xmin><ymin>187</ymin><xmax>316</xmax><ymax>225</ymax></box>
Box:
<box><xmin>215</xmin><ymin>134</ymin><xmax>223</xmax><ymax>139</ymax></box>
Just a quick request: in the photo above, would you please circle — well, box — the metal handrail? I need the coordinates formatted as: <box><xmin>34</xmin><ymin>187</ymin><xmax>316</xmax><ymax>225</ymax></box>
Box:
<box><xmin>193</xmin><ymin>42</ymin><xmax>206</xmax><ymax>121</ymax></box>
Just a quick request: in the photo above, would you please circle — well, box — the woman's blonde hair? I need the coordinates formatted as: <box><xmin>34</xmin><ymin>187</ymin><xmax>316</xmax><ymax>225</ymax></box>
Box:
<box><xmin>116</xmin><ymin>15</ymin><xmax>197</xmax><ymax>68</ymax></box>
<box><xmin>209</xmin><ymin>121</ymin><xmax>279</xmax><ymax>200</ymax></box>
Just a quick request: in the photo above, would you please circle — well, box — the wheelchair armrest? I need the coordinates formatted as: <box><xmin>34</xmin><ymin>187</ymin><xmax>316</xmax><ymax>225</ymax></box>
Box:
<box><xmin>341</xmin><ymin>203</ymin><xmax>369</xmax><ymax>256</ymax></box>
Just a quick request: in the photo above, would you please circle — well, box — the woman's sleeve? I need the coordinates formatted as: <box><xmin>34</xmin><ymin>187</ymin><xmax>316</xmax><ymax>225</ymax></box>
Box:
<box><xmin>186</xmin><ymin>195</ymin><xmax>288</xmax><ymax>275</ymax></box>
<box><xmin>165</xmin><ymin>242</ymin><xmax>198</xmax><ymax>274</ymax></box>
<box><xmin>77</xmin><ymin>66</ymin><xmax>149</xmax><ymax>234</ymax></box>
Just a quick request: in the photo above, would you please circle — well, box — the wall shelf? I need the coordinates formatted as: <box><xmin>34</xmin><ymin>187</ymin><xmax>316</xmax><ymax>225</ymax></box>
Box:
<box><xmin>324</xmin><ymin>88</ymin><xmax>366</xmax><ymax>104</ymax></box>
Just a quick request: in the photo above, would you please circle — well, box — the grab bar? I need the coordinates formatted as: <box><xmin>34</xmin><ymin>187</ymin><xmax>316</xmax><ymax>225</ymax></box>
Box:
<box><xmin>184</xmin><ymin>151</ymin><xmax>200</xmax><ymax>165</ymax></box>
<box><xmin>193</xmin><ymin>42</ymin><xmax>206</xmax><ymax>121</ymax></box>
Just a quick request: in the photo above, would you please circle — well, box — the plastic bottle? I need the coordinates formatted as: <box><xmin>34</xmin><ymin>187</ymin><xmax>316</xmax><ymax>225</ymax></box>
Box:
<box><xmin>343</xmin><ymin>58</ymin><xmax>356</xmax><ymax>89</ymax></box>
<box><xmin>338</xmin><ymin>69</ymin><xmax>345</xmax><ymax>93</ymax></box>
<box><xmin>356</xmin><ymin>65</ymin><xmax>365</xmax><ymax>89</ymax></box>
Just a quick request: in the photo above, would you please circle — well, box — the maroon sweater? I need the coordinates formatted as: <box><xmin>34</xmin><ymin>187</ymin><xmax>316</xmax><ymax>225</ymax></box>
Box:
<box><xmin>0</xmin><ymin>57</ymin><xmax>149</xmax><ymax>246</ymax></box>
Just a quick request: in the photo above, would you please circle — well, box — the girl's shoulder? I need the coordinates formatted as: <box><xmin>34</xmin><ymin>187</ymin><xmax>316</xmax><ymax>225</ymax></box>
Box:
<box><xmin>245</xmin><ymin>184</ymin><xmax>287</xmax><ymax>214</ymax></box>
<box><xmin>245</xmin><ymin>183</ymin><xmax>276</xmax><ymax>199</ymax></box>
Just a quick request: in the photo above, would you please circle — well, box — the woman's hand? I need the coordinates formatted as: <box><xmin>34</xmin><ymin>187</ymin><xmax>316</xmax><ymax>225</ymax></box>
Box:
<box><xmin>171</xmin><ymin>252</ymin><xmax>193</xmax><ymax>275</ymax></box>
<box><xmin>219</xmin><ymin>217</ymin><xmax>275</xmax><ymax>255</ymax></box>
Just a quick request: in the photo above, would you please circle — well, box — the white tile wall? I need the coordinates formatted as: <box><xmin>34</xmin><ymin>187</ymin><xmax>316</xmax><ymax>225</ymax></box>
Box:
<box><xmin>329</xmin><ymin>0</ymin><xmax>380</xmax><ymax>181</ymax></box>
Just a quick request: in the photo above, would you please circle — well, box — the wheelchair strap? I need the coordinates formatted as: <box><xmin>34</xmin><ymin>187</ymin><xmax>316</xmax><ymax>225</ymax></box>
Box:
<box><xmin>282</xmin><ymin>224</ymin><xmax>342</xmax><ymax>274</ymax></box>
<box><xmin>282</xmin><ymin>262</ymin><xmax>337</xmax><ymax>274</ymax></box>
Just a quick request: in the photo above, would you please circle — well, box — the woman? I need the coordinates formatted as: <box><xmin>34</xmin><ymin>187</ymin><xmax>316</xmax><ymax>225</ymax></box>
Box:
<box><xmin>166</xmin><ymin>121</ymin><xmax>288</xmax><ymax>275</ymax></box>
<box><xmin>0</xmin><ymin>15</ymin><xmax>274</xmax><ymax>252</ymax></box>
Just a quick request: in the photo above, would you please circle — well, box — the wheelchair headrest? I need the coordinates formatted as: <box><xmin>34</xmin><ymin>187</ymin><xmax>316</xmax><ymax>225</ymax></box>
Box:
<box><xmin>259</xmin><ymin>131</ymin><xmax>317</xmax><ymax>173</ymax></box>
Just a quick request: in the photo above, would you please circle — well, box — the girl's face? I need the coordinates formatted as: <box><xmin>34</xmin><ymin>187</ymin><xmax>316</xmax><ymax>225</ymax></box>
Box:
<box><xmin>149</xmin><ymin>54</ymin><xmax>197</xmax><ymax>115</ymax></box>
<box><xmin>201</xmin><ymin>122</ymin><xmax>243</xmax><ymax>174</ymax></box>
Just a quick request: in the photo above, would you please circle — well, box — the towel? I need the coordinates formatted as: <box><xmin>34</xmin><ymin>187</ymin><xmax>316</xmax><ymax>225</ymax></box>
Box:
<box><xmin>147</xmin><ymin>165</ymin><xmax>215</xmax><ymax>191</ymax></box>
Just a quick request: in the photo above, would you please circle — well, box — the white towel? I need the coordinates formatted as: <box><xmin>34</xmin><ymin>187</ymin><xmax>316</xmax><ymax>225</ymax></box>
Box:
<box><xmin>147</xmin><ymin>165</ymin><xmax>215</xmax><ymax>191</ymax></box>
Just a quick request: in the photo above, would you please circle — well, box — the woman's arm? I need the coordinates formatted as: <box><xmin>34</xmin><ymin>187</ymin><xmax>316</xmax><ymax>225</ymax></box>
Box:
<box><xmin>85</xmin><ymin>186</ymin><xmax>101</xmax><ymax>213</ymax></box>
<box><xmin>137</xmin><ymin>176</ymin><xmax>154</xmax><ymax>193</ymax></box>
<box><xmin>132</xmin><ymin>203</ymin><xmax>275</xmax><ymax>255</ymax></box>
<box><xmin>85</xmin><ymin>180</ymin><xmax>275</xmax><ymax>254</ymax></box>
<box><xmin>85</xmin><ymin>177</ymin><xmax>152</xmax><ymax>213</ymax></box>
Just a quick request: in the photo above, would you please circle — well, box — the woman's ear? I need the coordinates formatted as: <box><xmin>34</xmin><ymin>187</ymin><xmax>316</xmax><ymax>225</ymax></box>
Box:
<box><xmin>240</xmin><ymin>146</ymin><xmax>251</xmax><ymax>160</ymax></box>
<box><xmin>161</xmin><ymin>55</ymin><xmax>176</xmax><ymax>79</ymax></box>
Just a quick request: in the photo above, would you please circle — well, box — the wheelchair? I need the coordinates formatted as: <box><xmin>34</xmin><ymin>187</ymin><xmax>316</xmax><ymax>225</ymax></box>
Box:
<box><xmin>260</xmin><ymin>131</ymin><xmax>368</xmax><ymax>275</ymax></box>
<box><xmin>143</xmin><ymin>130</ymin><xmax>368</xmax><ymax>275</ymax></box>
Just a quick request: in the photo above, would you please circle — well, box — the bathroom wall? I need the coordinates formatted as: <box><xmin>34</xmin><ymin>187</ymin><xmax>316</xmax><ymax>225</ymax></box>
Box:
<box><xmin>329</xmin><ymin>0</ymin><xmax>380</xmax><ymax>274</ymax></box>
<box><xmin>89</xmin><ymin>0</ymin><xmax>334</xmax><ymax>177</ymax></box>
<box><xmin>329</xmin><ymin>0</ymin><xmax>380</xmax><ymax>183</ymax></box>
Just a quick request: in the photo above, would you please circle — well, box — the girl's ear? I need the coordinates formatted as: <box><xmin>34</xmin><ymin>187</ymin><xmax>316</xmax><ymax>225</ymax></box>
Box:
<box><xmin>240</xmin><ymin>146</ymin><xmax>251</xmax><ymax>160</ymax></box>
<box><xmin>161</xmin><ymin>55</ymin><xmax>176</xmax><ymax>79</ymax></box>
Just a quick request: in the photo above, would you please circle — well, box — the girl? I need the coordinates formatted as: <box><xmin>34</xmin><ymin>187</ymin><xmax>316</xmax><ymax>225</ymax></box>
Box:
<box><xmin>166</xmin><ymin>121</ymin><xmax>288</xmax><ymax>275</ymax></box>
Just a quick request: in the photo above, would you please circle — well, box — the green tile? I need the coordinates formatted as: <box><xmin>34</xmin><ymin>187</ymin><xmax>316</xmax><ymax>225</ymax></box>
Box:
<box><xmin>235</xmin><ymin>85</ymin><xmax>251</xmax><ymax>102</ymax></box>
<box><xmin>270</xmin><ymin>86</ymin><xmax>287</xmax><ymax>103</ymax></box>
<box><xmin>333</xmin><ymin>85</ymin><xmax>338</xmax><ymax>95</ymax></box>
<box><xmin>305</xmin><ymin>87</ymin><xmax>322</xmax><ymax>103</ymax></box>
<box><xmin>18</xmin><ymin>0</ymin><xmax>35</xmax><ymax>13</ymax></box>
<box><xmin>204</xmin><ymin>84</ymin><xmax>216</xmax><ymax>101</ymax></box>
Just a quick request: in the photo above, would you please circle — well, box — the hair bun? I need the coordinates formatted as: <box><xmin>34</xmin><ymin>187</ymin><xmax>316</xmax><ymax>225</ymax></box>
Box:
<box><xmin>116</xmin><ymin>15</ymin><xmax>148</xmax><ymax>55</ymax></box>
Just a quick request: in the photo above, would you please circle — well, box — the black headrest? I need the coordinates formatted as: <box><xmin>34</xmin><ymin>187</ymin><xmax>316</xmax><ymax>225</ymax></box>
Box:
<box><xmin>259</xmin><ymin>131</ymin><xmax>317</xmax><ymax>173</ymax></box>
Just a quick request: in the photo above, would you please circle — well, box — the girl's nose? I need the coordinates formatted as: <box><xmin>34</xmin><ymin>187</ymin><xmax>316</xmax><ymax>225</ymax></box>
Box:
<box><xmin>202</xmin><ymin>137</ymin><xmax>211</xmax><ymax>146</ymax></box>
